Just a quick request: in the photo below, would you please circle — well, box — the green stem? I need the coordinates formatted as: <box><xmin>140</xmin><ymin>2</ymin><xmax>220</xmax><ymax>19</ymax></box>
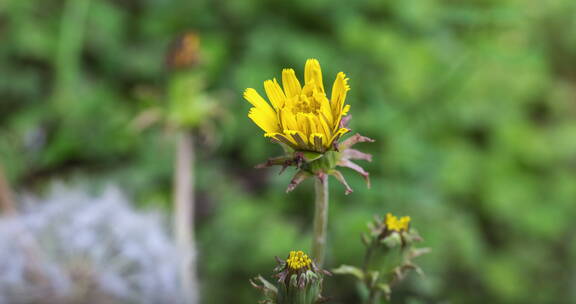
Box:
<box><xmin>312</xmin><ymin>174</ymin><xmax>329</xmax><ymax>267</ymax></box>
<box><xmin>367</xmin><ymin>289</ymin><xmax>382</xmax><ymax>304</ymax></box>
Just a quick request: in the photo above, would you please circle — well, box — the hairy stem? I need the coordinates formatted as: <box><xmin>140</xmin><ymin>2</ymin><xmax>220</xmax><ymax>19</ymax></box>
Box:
<box><xmin>173</xmin><ymin>131</ymin><xmax>199</xmax><ymax>304</ymax></box>
<box><xmin>312</xmin><ymin>174</ymin><xmax>329</xmax><ymax>267</ymax></box>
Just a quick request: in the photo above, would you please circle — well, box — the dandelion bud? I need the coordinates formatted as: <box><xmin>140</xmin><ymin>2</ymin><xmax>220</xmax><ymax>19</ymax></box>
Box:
<box><xmin>334</xmin><ymin>213</ymin><xmax>429</xmax><ymax>301</ymax></box>
<box><xmin>364</xmin><ymin>213</ymin><xmax>424</xmax><ymax>280</ymax></box>
<box><xmin>251</xmin><ymin>250</ymin><xmax>328</xmax><ymax>304</ymax></box>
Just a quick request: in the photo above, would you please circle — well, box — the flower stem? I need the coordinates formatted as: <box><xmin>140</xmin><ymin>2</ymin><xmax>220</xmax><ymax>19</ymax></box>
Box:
<box><xmin>174</xmin><ymin>131</ymin><xmax>199</xmax><ymax>304</ymax></box>
<box><xmin>312</xmin><ymin>174</ymin><xmax>329</xmax><ymax>267</ymax></box>
<box><xmin>367</xmin><ymin>289</ymin><xmax>382</xmax><ymax>304</ymax></box>
<box><xmin>0</xmin><ymin>165</ymin><xmax>16</xmax><ymax>216</ymax></box>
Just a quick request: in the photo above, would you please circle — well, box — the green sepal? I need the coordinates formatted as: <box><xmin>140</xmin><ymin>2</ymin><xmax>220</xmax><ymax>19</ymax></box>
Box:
<box><xmin>302</xmin><ymin>151</ymin><xmax>323</xmax><ymax>162</ymax></box>
<box><xmin>304</xmin><ymin>270</ymin><xmax>322</xmax><ymax>303</ymax></box>
<box><xmin>303</xmin><ymin>150</ymin><xmax>341</xmax><ymax>174</ymax></box>
<box><xmin>381</xmin><ymin>232</ymin><xmax>402</xmax><ymax>248</ymax></box>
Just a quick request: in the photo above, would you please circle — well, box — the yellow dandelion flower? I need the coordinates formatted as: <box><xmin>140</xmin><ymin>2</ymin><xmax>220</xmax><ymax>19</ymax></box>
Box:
<box><xmin>244</xmin><ymin>59</ymin><xmax>351</xmax><ymax>153</ymax></box>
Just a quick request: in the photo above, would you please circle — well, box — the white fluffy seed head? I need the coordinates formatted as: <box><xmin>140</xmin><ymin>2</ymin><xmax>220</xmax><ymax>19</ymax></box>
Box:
<box><xmin>0</xmin><ymin>183</ymin><xmax>188</xmax><ymax>304</ymax></box>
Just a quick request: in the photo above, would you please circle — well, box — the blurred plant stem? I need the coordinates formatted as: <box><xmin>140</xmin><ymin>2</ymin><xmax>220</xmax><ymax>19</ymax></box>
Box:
<box><xmin>165</xmin><ymin>32</ymin><xmax>208</xmax><ymax>304</ymax></box>
<box><xmin>54</xmin><ymin>0</ymin><xmax>90</xmax><ymax>109</ymax></box>
<box><xmin>173</xmin><ymin>131</ymin><xmax>199</xmax><ymax>304</ymax></box>
<box><xmin>312</xmin><ymin>174</ymin><xmax>329</xmax><ymax>267</ymax></box>
<box><xmin>0</xmin><ymin>165</ymin><xmax>16</xmax><ymax>216</ymax></box>
<box><xmin>367</xmin><ymin>289</ymin><xmax>386</xmax><ymax>304</ymax></box>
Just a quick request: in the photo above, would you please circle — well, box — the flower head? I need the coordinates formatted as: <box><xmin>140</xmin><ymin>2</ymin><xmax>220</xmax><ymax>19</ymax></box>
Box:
<box><xmin>286</xmin><ymin>250</ymin><xmax>313</xmax><ymax>271</ymax></box>
<box><xmin>368</xmin><ymin>213</ymin><xmax>414</xmax><ymax>242</ymax></box>
<box><xmin>245</xmin><ymin>59</ymin><xmax>374</xmax><ymax>194</ymax></box>
<box><xmin>335</xmin><ymin>213</ymin><xmax>429</xmax><ymax>301</ymax></box>
<box><xmin>251</xmin><ymin>250</ymin><xmax>328</xmax><ymax>304</ymax></box>
<box><xmin>244</xmin><ymin>59</ymin><xmax>350</xmax><ymax>153</ymax></box>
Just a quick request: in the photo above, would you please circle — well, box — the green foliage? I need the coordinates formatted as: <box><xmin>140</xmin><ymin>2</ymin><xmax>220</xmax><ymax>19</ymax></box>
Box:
<box><xmin>2</xmin><ymin>0</ymin><xmax>576</xmax><ymax>303</ymax></box>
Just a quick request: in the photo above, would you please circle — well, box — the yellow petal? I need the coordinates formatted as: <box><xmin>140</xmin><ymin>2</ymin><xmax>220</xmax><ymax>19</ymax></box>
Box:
<box><xmin>249</xmin><ymin>107</ymin><xmax>279</xmax><ymax>133</ymax></box>
<box><xmin>286</xmin><ymin>130</ymin><xmax>308</xmax><ymax>148</ymax></box>
<box><xmin>266</xmin><ymin>132</ymin><xmax>298</xmax><ymax>149</ymax></box>
<box><xmin>330</xmin><ymin>72</ymin><xmax>350</xmax><ymax>119</ymax></box>
<box><xmin>310</xmin><ymin>133</ymin><xmax>324</xmax><ymax>152</ymax></box>
<box><xmin>328</xmin><ymin>127</ymin><xmax>350</xmax><ymax>146</ymax></box>
<box><xmin>306</xmin><ymin>114</ymin><xmax>320</xmax><ymax>135</ymax></box>
<box><xmin>264</xmin><ymin>78</ymin><xmax>286</xmax><ymax>110</ymax></box>
<box><xmin>296</xmin><ymin>113</ymin><xmax>310</xmax><ymax>137</ymax></box>
<box><xmin>282</xmin><ymin>69</ymin><xmax>302</xmax><ymax>98</ymax></box>
<box><xmin>316</xmin><ymin>114</ymin><xmax>332</xmax><ymax>143</ymax></box>
<box><xmin>305</xmin><ymin>59</ymin><xmax>324</xmax><ymax>94</ymax></box>
<box><xmin>341</xmin><ymin>104</ymin><xmax>351</xmax><ymax>116</ymax></box>
<box><xmin>280</xmin><ymin>107</ymin><xmax>298</xmax><ymax>131</ymax></box>
<box><xmin>317</xmin><ymin>93</ymin><xmax>333</xmax><ymax>128</ymax></box>
<box><xmin>334</xmin><ymin>104</ymin><xmax>351</xmax><ymax>132</ymax></box>
<box><xmin>301</xmin><ymin>83</ymin><xmax>314</xmax><ymax>97</ymax></box>
<box><xmin>244</xmin><ymin>88</ymin><xmax>277</xmax><ymax>118</ymax></box>
<box><xmin>284</xmin><ymin>94</ymin><xmax>299</xmax><ymax>109</ymax></box>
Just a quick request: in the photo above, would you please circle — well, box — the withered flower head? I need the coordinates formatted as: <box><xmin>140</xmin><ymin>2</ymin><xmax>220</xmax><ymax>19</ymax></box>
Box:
<box><xmin>167</xmin><ymin>32</ymin><xmax>201</xmax><ymax>70</ymax></box>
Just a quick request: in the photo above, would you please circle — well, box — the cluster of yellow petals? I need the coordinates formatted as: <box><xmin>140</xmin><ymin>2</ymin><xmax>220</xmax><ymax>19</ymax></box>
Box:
<box><xmin>286</xmin><ymin>250</ymin><xmax>313</xmax><ymax>270</ymax></box>
<box><xmin>244</xmin><ymin>59</ymin><xmax>351</xmax><ymax>153</ymax></box>
<box><xmin>385</xmin><ymin>213</ymin><xmax>411</xmax><ymax>232</ymax></box>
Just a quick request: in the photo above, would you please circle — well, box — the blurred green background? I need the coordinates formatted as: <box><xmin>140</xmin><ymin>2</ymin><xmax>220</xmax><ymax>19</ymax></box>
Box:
<box><xmin>2</xmin><ymin>0</ymin><xmax>576</xmax><ymax>303</ymax></box>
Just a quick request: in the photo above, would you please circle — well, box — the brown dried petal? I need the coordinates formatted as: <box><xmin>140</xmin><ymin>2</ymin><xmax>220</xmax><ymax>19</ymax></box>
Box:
<box><xmin>338</xmin><ymin>159</ymin><xmax>371</xmax><ymax>188</ymax></box>
<box><xmin>342</xmin><ymin>148</ymin><xmax>372</xmax><ymax>162</ymax></box>
<box><xmin>328</xmin><ymin>170</ymin><xmax>353</xmax><ymax>195</ymax></box>
<box><xmin>339</xmin><ymin>133</ymin><xmax>375</xmax><ymax>150</ymax></box>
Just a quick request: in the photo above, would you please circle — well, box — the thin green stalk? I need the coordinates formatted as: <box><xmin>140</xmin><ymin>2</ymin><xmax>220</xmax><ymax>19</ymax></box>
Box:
<box><xmin>312</xmin><ymin>174</ymin><xmax>329</xmax><ymax>267</ymax></box>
